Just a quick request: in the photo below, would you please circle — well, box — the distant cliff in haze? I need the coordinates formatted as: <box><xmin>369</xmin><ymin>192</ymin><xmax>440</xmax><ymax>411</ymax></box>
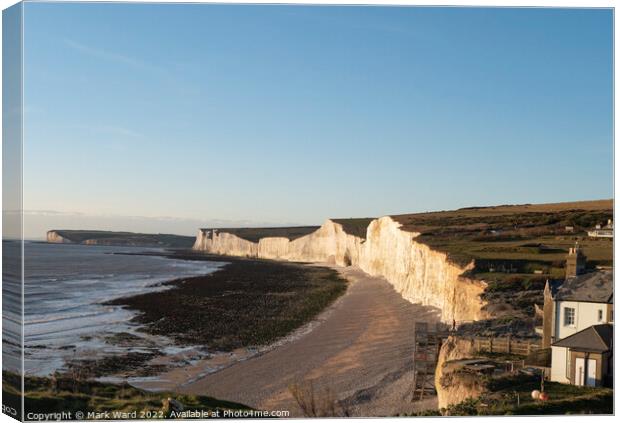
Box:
<box><xmin>46</xmin><ymin>230</ymin><xmax>195</xmax><ymax>248</ymax></box>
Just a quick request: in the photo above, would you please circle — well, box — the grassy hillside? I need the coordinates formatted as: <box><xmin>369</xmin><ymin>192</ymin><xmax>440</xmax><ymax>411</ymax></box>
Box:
<box><xmin>203</xmin><ymin>200</ymin><xmax>612</xmax><ymax>326</ymax></box>
<box><xmin>391</xmin><ymin>199</ymin><xmax>613</xmax><ymax>333</ymax></box>
<box><xmin>51</xmin><ymin>230</ymin><xmax>195</xmax><ymax>248</ymax></box>
<box><xmin>391</xmin><ymin>199</ymin><xmax>612</xmax><ymax>268</ymax></box>
<box><xmin>209</xmin><ymin>200</ymin><xmax>612</xmax><ymax>272</ymax></box>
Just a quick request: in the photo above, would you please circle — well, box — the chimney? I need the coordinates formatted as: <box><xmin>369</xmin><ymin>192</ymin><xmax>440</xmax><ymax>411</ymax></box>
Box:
<box><xmin>566</xmin><ymin>242</ymin><xmax>586</xmax><ymax>278</ymax></box>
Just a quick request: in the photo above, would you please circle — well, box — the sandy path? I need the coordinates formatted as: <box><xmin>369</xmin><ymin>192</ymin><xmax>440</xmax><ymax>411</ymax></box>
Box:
<box><xmin>175</xmin><ymin>266</ymin><xmax>441</xmax><ymax>417</ymax></box>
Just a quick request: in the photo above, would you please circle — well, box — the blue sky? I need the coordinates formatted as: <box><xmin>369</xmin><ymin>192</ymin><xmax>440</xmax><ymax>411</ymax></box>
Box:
<box><xmin>21</xmin><ymin>3</ymin><xmax>613</xmax><ymax>236</ymax></box>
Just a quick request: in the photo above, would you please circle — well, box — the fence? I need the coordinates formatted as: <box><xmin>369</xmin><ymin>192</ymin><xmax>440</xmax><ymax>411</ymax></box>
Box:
<box><xmin>413</xmin><ymin>321</ymin><xmax>451</xmax><ymax>400</ymax></box>
<box><xmin>470</xmin><ymin>336</ymin><xmax>541</xmax><ymax>356</ymax></box>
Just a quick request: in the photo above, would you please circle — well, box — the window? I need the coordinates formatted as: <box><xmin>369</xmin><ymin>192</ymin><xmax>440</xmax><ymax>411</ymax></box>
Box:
<box><xmin>564</xmin><ymin>307</ymin><xmax>575</xmax><ymax>326</ymax></box>
<box><xmin>598</xmin><ymin>309</ymin><xmax>603</xmax><ymax>322</ymax></box>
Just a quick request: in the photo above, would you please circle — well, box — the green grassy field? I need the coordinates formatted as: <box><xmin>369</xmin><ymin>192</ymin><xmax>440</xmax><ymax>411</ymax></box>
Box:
<box><xmin>392</xmin><ymin>200</ymin><xmax>613</xmax><ymax>303</ymax></box>
<box><xmin>392</xmin><ymin>199</ymin><xmax>613</xmax><ymax>269</ymax></box>
<box><xmin>391</xmin><ymin>200</ymin><xmax>613</xmax><ymax>329</ymax></box>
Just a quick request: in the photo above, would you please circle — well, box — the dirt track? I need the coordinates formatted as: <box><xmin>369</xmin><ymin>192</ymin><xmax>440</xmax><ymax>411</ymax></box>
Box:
<box><xmin>178</xmin><ymin>267</ymin><xmax>441</xmax><ymax>417</ymax></box>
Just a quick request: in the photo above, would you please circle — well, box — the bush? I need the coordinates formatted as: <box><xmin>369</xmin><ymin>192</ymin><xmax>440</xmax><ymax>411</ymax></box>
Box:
<box><xmin>522</xmin><ymin>276</ymin><xmax>546</xmax><ymax>291</ymax></box>
<box><xmin>444</xmin><ymin>398</ymin><xmax>482</xmax><ymax>416</ymax></box>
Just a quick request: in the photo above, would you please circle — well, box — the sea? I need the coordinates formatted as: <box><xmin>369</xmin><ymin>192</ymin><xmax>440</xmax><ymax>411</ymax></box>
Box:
<box><xmin>2</xmin><ymin>241</ymin><xmax>224</xmax><ymax>377</ymax></box>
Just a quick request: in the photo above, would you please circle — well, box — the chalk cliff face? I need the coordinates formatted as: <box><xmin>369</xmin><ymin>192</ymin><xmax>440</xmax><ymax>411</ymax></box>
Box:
<box><xmin>46</xmin><ymin>230</ymin><xmax>72</xmax><ymax>243</ymax></box>
<box><xmin>194</xmin><ymin>230</ymin><xmax>259</xmax><ymax>257</ymax></box>
<box><xmin>359</xmin><ymin>217</ymin><xmax>485</xmax><ymax>322</ymax></box>
<box><xmin>193</xmin><ymin>217</ymin><xmax>486</xmax><ymax>322</ymax></box>
<box><xmin>435</xmin><ymin>336</ymin><xmax>483</xmax><ymax>410</ymax></box>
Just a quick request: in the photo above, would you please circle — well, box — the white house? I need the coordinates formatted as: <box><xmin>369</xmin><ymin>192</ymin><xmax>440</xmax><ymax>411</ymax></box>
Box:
<box><xmin>550</xmin><ymin>324</ymin><xmax>612</xmax><ymax>387</ymax></box>
<box><xmin>546</xmin><ymin>271</ymin><xmax>613</xmax><ymax>386</ymax></box>
<box><xmin>587</xmin><ymin>219</ymin><xmax>613</xmax><ymax>238</ymax></box>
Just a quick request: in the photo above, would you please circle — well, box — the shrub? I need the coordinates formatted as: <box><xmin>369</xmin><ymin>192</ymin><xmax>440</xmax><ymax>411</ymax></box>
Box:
<box><xmin>522</xmin><ymin>276</ymin><xmax>546</xmax><ymax>291</ymax></box>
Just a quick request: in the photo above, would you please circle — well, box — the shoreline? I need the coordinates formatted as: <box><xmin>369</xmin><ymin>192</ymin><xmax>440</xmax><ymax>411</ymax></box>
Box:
<box><xmin>59</xmin><ymin>249</ymin><xmax>443</xmax><ymax>416</ymax></box>
<box><xmin>97</xmin><ymin>252</ymin><xmax>349</xmax><ymax>381</ymax></box>
<box><xmin>107</xmin><ymin>255</ymin><xmax>348</xmax><ymax>350</ymax></box>
<box><xmin>173</xmin><ymin>265</ymin><xmax>442</xmax><ymax>416</ymax></box>
<box><xmin>117</xmin><ymin>250</ymin><xmax>443</xmax><ymax>415</ymax></box>
<box><xmin>24</xmin><ymin>250</ymin><xmax>439</xmax><ymax>416</ymax></box>
<box><xmin>127</xmin><ymin>263</ymin><xmax>355</xmax><ymax>393</ymax></box>
<box><xmin>20</xmin><ymin>244</ymin><xmax>226</xmax><ymax>379</ymax></box>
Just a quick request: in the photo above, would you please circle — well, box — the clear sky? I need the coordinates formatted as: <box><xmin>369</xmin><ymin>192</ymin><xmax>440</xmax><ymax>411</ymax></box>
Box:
<box><xmin>21</xmin><ymin>3</ymin><xmax>613</xmax><ymax>238</ymax></box>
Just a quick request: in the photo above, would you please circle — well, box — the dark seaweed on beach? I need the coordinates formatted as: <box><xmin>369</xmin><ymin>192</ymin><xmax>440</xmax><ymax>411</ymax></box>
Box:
<box><xmin>107</xmin><ymin>259</ymin><xmax>347</xmax><ymax>351</ymax></box>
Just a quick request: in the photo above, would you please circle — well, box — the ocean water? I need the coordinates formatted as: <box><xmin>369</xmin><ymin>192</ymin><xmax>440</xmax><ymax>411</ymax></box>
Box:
<box><xmin>2</xmin><ymin>241</ymin><xmax>223</xmax><ymax>377</ymax></box>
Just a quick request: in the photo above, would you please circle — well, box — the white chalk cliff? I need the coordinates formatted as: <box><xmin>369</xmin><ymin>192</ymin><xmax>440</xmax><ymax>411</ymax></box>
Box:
<box><xmin>46</xmin><ymin>230</ymin><xmax>72</xmax><ymax>244</ymax></box>
<box><xmin>193</xmin><ymin>217</ymin><xmax>486</xmax><ymax>322</ymax></box>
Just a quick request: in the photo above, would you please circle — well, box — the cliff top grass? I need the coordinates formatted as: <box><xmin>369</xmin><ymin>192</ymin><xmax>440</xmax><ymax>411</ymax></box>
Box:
<box><xmin>206</xmin><ymin>199</ymin><xmax>612</xmax><ymax>268</ymax></box>
<box><xmin>2</xmin><ymin>371</ymin><xmax>250</xmax><ymax>420</ymax></box>
<box><xmin>389</xmin><ymin>199</ymin><xmax>613</xmax><ymax>333</ymax></box>
<box><xmin>50</xmin><ymin>230</ymin><xmax>195</xmax><ymax>248</ymax></box>
<box><xmin>443</xmin><ymin>373</ymin><xmax>612</xmax><ymax>415</ymax></box>
<box><xmin>208</xmin><ymin>218</ymin><xmax>375</xmax><ymax>242</ymax></box>
<box><xmin>331</xmin><ymin>217</ymin><xmax>375</xmax><ymax>238</ymax></box>
<box><xmin>201</xmin><ymin>226</ymin><xmax>319</xmax><ymax>242</ymax></box>
<box><xmin>390</xmin><ymin>199</ymin><xmax>613</xmax><ymax>270</ymax></box>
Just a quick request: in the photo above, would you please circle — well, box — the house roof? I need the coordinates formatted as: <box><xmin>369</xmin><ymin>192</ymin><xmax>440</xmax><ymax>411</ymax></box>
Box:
<box><xmin>555</xmin><ymin>270</ymin><xmax>613</xmax><ymax>303</ymax></box>
<box><xmin>552</xmin><ymin>324</ymin><xmax>613</xmax><ymax>353</ymax></box>
<box><xmin>547</xmin><ymin>279</ymin><xmax>564</xmax><ymax>297</ymax></box>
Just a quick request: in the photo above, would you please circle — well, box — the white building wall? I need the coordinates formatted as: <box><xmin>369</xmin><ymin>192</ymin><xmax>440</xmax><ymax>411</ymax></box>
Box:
<box><xmin>550</xmin><ymin>346</ymin><xmax>570</xmax><ymax>383</ymax></box>
<box><xmin>553</xmin><ymin>301</ymin><xmax>611</xmax><ymax>341</ymax></box>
